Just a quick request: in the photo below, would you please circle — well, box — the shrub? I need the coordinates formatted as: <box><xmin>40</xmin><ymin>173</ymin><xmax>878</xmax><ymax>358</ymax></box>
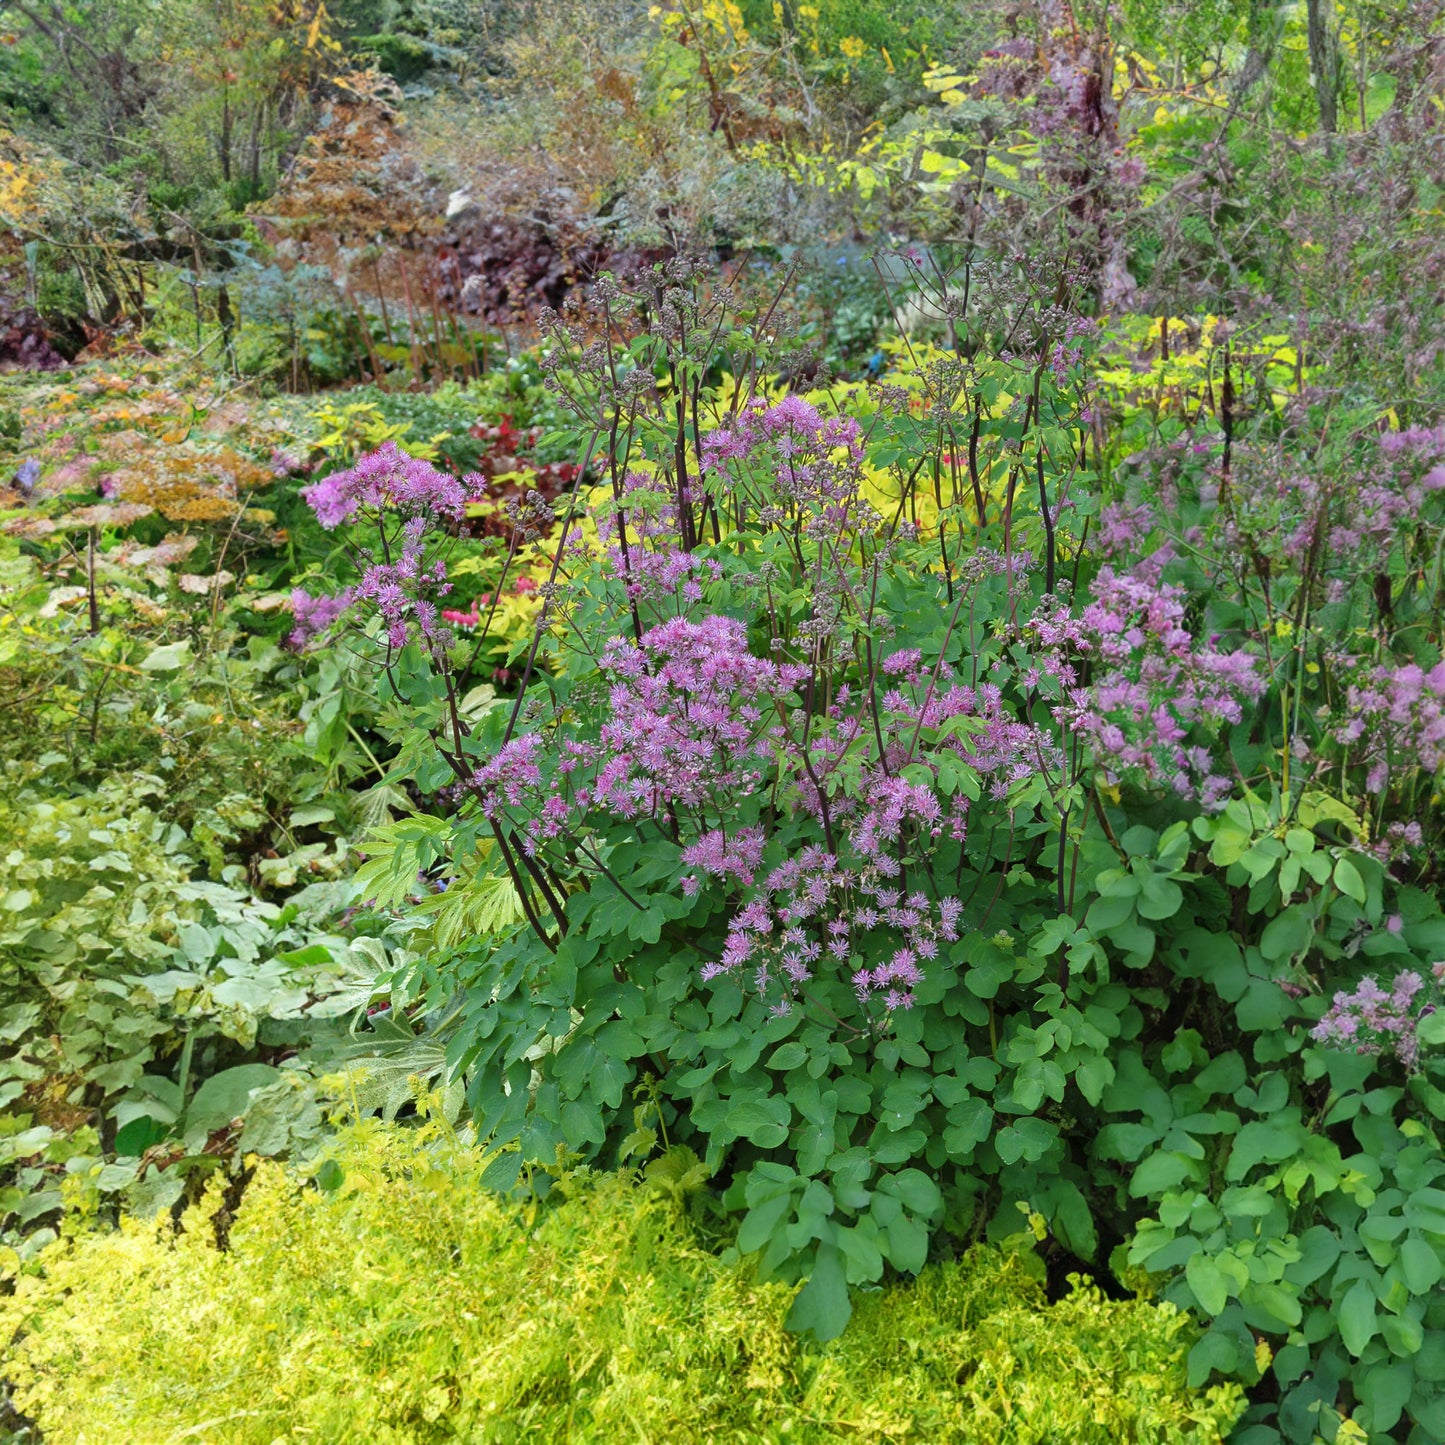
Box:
<box><xmin>0</xmin><ymin>1122</ymin><xmax>1245</xmax><ymax>1445</ymax></box>
<box><xmin>290</xmin><ymin>254</ymin><xmax>1445</xmax><ymax>1440</ymax></box>
<box><xmin>0</xmin><ymin>758</ymin><xmax>412</xmax><ymax>1244</ymax></box>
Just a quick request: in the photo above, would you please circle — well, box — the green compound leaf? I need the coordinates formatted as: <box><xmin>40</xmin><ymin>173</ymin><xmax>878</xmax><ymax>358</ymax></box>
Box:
<box><xmin>785</xmin><ymin>1241</ymin><xmax>852</xmax><ymax>1341</ymax></box>
<box><xmin>725</xmin><ymin>1093</ymin><xmax>792</xmax><ymax>1148</ymax></box>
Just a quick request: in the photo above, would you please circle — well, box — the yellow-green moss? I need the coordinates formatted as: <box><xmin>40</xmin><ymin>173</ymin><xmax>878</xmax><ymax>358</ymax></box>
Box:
<box><xmin>0</xmin><ymin>1123</ymin><xmax>1244</xmax><ymax>1444</ymax></box>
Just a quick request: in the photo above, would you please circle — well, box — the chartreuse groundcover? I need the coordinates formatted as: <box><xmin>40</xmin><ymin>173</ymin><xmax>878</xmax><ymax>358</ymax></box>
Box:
<box><xmin>0</xmin><ymin>1118</ymin><xmax>1246</xmax><ymax>1443</ymax></box>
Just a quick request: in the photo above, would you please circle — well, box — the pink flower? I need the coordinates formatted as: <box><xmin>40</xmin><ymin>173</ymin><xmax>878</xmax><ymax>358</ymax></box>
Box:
<box><xmin>302</xmin><ymin>443</ymin><xmax>468</xmax><ymax>530</ymax></box>
<box><xmin>288</xmin><ymin>587</ymin><xmax>355</xmax><ymax>648</ymax></box>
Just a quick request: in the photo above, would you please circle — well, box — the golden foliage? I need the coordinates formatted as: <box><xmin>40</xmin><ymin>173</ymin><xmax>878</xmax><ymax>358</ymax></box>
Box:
<box><xmin>0</xmin><ymin>1124</ymin><xmax>1246</xmax><ymax>1445</ymax></box>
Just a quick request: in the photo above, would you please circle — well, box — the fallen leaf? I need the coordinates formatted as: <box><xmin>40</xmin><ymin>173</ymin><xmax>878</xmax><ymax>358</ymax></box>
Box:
<box><xmin>178</xmin><ymin>571</ymin><xmax>235</xmax><ymax>594</ymax></box>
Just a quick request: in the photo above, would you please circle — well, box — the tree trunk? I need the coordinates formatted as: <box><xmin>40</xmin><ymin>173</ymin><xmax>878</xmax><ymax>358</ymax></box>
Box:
<box><xmin>248</xmin><ymin>99</ymin><xmax>265</xmax><ymax>194</ymax></box>
<box><xmin>220</xmin><ymin>84</ymin><xmax>233</xmax><ymax>183</ymax></box>
<box><xmin>1305</xmin><ymin>0</ymin><xmax>1338</xmax><ymax>133</ymax></box>
<box><xmin>1232</xmin><ymin>0</ymin><xmax>1281</xmax><ymax>105</ymax></box>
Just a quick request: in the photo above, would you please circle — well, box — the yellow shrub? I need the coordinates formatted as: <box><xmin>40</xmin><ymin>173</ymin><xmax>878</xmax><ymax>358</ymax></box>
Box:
<box><xmin>0</xmin><ymin>1124</ymin><xmax>1244</xmax><ymax>1444</ymax></box>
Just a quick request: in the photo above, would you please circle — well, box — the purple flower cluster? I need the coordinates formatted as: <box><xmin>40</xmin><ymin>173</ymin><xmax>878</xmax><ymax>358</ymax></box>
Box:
<box><xmin>471</xmin><ymin>615</ymin><xmax>806</xmax><ymax>846</ymax></box>
<box><xmin>681</xmin><ymin>827</ymin><xmax>765</xmax><ymax>895</ymax></box>
<box><xmin>975</xmin><ymin>37</ymin><xmax>1035</xmax><ymax>102</ymax></box>
<box><xmin>1337</xmin><ymin>661</ymin><xmax>1445</xmax><ymax>793</ymax></box>
<box><xmin>301</xmin><ymin>442</ymin><xmax>471</xmax><ymax>530</ymax></box>
<box><xmin>471</xmin><ymin>734</ymin><xmax>546</xmax><ymax>812</ymax></box>
<box><xmin>702</xmin><ymin>396</ymin><xmax>865</xmax><ymax>518</ymax></box>
<box><xmin>1048</xmin><ymin>315</ymin><xmax>1099</xmax><ymax>384</ymax></box>
<box><xmin>878</xmin><ymin>663</ymin><xmax>1058</xmax><ymax>801</ymax></box>
<box><xmin>1235</xmin><ymin>424</ymin><xmax>1445</xmax><ymax>570</ymax></box>
<box><xmin>700</xmin><ymin>845</ymin><xmax>963</xmax><ymax>1017</ymax></box>
<box><xmin>460</xmin><ymin>604</ymin><xmax>991</xmax><ymax>1026</ymax></box>
<box><xmin>595</xmin><ymin>473</ymin><xmax>725</xmax><ymax>606</ymax></box>
<box><xmin>615</xmin><ymin>541</ymin><xmax>722</xmax><ymax>605</ymax></box>
<box><xmin>293</xmin><ymin>446</ymin><xmax>471</xmax><ymax>654</ymax></box>
<box><xmin>587</xmin><ymin>615</ymin><xmax>807</xmax><ymax>820</ymax></box>
<box><xmin>850</xmin><ymin>890</ymin><xmax>963</xmax><ymax>1010</ymax></box>
<box><xmin>1033</xmin><ymin>565</ymin><xmax>1264</xmax><ymax>806</ymax></box>
<box><xmin>288</xmin><ymin>586</ymin><xmax>356</xmax><ymax>648</ymax></box>
<box><xmin>1311</xmin><ymin>966</ymin><xmax>1445</xmax><ymax>1070</ymax></box>
<box><xmin>355</xmin><ymin>515</ymin><xmax>454</xmax><ymax>650</ymax></box>
<box><xmin>1372</xmin><ymin>820</ymin><xmax>1425</xmax><ymax>863</ymax></box>
<box><xmin>847</xmin><ymin>772</ymin><xmax>949</xmax><ymax>861</ymax></box>
<box><xmin>1326</xmin><ymin>461</ymin><xmax>1445</xmax><ymax>563</ymax></box>
<box><xmin>1095</xmin><ymin>500</ymin><xmax>1155</xmax><ymax>556</ymax></box>
<box><xmin>1379</xmin><ymin>423</ymin><xmax>1445</xmax><ymax>459</ymax></box>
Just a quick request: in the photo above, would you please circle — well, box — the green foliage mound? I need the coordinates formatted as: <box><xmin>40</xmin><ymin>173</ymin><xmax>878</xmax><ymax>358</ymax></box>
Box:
<box><xmin>0</xmin><ymin>1123</ymin><xmax>1245</xmax><ymax>1444</ymax></box>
